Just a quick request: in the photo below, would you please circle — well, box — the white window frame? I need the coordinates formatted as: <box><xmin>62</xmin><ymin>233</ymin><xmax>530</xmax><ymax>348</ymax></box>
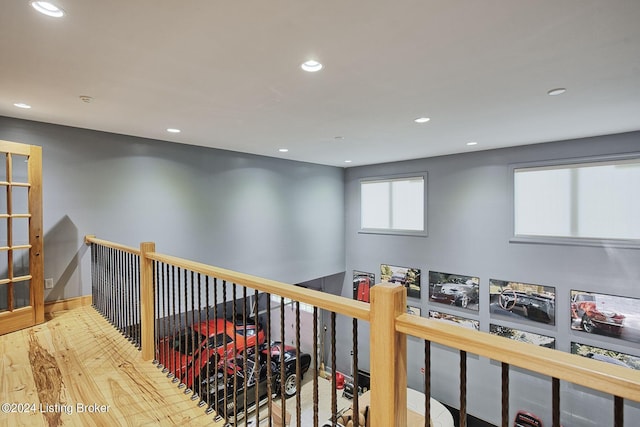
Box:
<box><xmin>510</xmin><ymin>153</ymin><xmax>640</xmax><ymax>249</ymax></box>
<box><xmin>359</xmin><ymin>173</ymin><xmax>427</xmax><ymax>237</ymax></box>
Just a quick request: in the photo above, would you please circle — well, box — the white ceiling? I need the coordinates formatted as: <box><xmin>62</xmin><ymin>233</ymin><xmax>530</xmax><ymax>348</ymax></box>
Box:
<box><xmin>2</xmin><ymin>1</ymin><xmax>640</xmax><ymax>167</ymax></box>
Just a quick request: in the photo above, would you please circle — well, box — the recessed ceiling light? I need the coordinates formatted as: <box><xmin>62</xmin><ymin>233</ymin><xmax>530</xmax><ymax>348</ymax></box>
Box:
<box><xmin>334</xmin><ymin>136</ymin><xmax>344</xmax><ymax>140</ymax></box>
<box><xmin>467</xmin><ymin>141</ymin><xmax>478</xmax><ymax>146</ymax></box>
<box><xmin>414</xmin><ymin>117</ymin><xmax>430</xmax><ymax>123</ymax></box>
<box><xmin>31</xmin><ymin>1</ymin><xmax>65</xmax><ymax>18</ymax></box>
<box><xmin>14</xmin><ymin>103</ymin><xmax>32</xmax><ymax>109</ymax></box>
<box><xmin>301</xmin><ymin>60</ymin><xmax>323</xmax><ymax>72</ymax></box>
<box><xmin>344</xmin><ymin>160</ymin><xmax>352</xmax><ymax>163</ymax></box>
<box><xmin>79</xmin><ymin>95</ymin><xmax>94</xmax><ymax>103</ymax></box>
<box><xmin>166</xmin><ymin>128</ymin><xmax>181</xmax><ymax>133</ymax></box>
<box><xmin>279</xmin><ymin>148</ymin><xmax>289</xmax><ymax>153</ymax></box>
<box><xmin>547</xmin><ymin>88</ymin><xmax>566</xmax><ymax>96</ymax></box>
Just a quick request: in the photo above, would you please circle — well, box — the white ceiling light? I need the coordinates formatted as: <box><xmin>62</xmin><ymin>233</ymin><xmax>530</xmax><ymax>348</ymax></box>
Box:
<box><xmin>166</xmin><ymin>128</ymin><xmax>181</xmax><ymax>133</ymax></box>
<box><xmin>301</xmin><ymin>60</ymin><xmax>323</xmax><ymax>72</ymax></box>
<box><xmin>547</xmin><ymin>88</ymin><xmax>566</xmax><ymax>96</ymax></box>
<box><xmin>414</xmin><ymin>117</ymin><xmax>430</xmax><ymax>123</ymax></box>
<box><xmin>467</xmin><ymin>141</ymin><xmax>478</xmax><ymax>146</ymax></box>
<box><xmin>344</xmin><ymin>160</ymin><xmax>352</xmax><ymax>163</ymax></box>
<box><xmin>31</xmin><ymin>1</ymin><xmax>65</xmax><ymax>18</ymax></box>
<box><xmin>14</xmin><ymin>103</ymin><xmax>32</xmax><ymax>109</ymax></box>
<box><xmin>279</xmin><ymin>148</ymin><xmax>289</xmax><ymax>153</ymax></box>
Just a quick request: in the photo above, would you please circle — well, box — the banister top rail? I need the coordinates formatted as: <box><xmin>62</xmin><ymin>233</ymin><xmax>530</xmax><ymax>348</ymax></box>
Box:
<box><xmin>145</xmin><ymin>251</ymin><xmax>371</xmax><ymax>322</ymax></box>
<box><xmin>396</xmin><ymin>313</ymin><xmax>640</xmax><ymax>403</ymax></box>
<box><xmin>85</xmin><ymin>235</ymin><xmax>140</xmax><ymax>256</ymax></box>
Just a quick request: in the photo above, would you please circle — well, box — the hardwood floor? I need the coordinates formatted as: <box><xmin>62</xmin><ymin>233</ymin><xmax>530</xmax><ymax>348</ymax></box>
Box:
<box><xmin>0</xmin><ymin>306</ymin><xmax>222</xmax><ymax>427</ymax></box>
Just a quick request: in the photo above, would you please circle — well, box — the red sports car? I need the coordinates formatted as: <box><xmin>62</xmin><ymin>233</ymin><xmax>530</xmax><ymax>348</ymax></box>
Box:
<box><xmin>571</xmin><ymin>293</ymin><xmax>625</xmax><ymax>336</ymax></box>
<box><xmin>158</xmin><ymin>317</ymin><xmax>265</xmax><ymax>389</ymax></box>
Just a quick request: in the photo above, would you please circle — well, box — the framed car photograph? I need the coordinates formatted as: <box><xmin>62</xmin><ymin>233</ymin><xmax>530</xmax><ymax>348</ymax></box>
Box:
<box><xmin>428</xmin><ymin>271</ymin><xmax>479</xmax><ymax>312</ymax></box>
<box><xmin>490</xmin><ymin>279</ymin><xmax>556</xmax><ymax>326</ymax></box>
<box><xmin>428</xmin><ymin>310</ymin><xmax>479</xmax><ymax>330</ymax></box>
<box><xmin>571</xmin><ymin>342</ymin><xmax>640</xmax><ymax>370</ymax></box>
<box><xmin>407</xmin><ymin>305</ymin><xmax>421</xmax><ymax>316</ymax></box>
<box><xmin>381</xmin><ymin>264</ymin><xmax>421</xmax><ymax>299</ymax></box>
<box><xmin>353</xmin><ymin>271</ymin><xmax>375</xmax><ymax>303</ymax></box>
<box><xmin>570</xmin><ymin>290</ymin><xmax>640</xmax><ymax>344</ymax></box>
<box><xmin>490</xmin><ymin>324</ymin><xmax>555</xmax><ymax>349</ymax></box>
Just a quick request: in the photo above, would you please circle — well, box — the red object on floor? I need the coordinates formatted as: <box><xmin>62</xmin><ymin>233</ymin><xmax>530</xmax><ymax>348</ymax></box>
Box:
<box><xmin>336</xmin><ymin>372</ymin><xmax>345</xmax><ymax>389</ymax></box>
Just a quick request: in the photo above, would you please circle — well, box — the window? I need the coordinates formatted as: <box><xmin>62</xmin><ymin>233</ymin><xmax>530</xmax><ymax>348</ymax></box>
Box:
<box><xmin>513</xmin><ymin>155</ymin><xmax>640</xmax><ymax>246</ymax></box>
<box><xmin>360</xmin><ymin>175</ymin><xmax>425</xmax><ymax>235</ymax></box>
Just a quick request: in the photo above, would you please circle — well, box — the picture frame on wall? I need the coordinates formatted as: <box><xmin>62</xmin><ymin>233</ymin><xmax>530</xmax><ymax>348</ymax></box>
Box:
<box><xmin>407</xmin><ymin>305</ymin><xmax>421</xmax><ymax>316</ymax></box>
<box><xmin>428</xmin><ymin>310</ymin><xmax>479</xmax><ymax>330</ymax></box>
<box><xmin>353</xmin><ymin>271</ymin><xmax>375</xmax><ymax>303</ymax></box>
<box><xmin>490</xmin><ymin>324</ymin><xmax>555</xmax><ymax>349</ymax></box>
<box><xmin>570</xmin><ymin>290</ymin><xmax>640</xmax><ymax>344</ymax></box>
<box><xmin>489</xmin><ymin>279</ymin><xmax>556</xmax><ymax>326</ymax></box>
<box><xmin>571</xmin><ymin>342</ymin><xmax>640</xmax><ymax>370</ymax></box>
<box><xmin>428</xmin><ymin>271</ymin><xmax>479</xmax><ymax>311</ymax></box>
<box><xmin>380</xmin><ymin>264</ymin><xmax>421</xmax><ymax>299</ymax></box>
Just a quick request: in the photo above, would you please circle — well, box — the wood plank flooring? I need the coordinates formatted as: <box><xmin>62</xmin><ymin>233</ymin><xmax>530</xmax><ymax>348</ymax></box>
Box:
<box><xmin>0</xmin><ymin>306</ymin><xmax>222</xmax><ymax>427</ymax></box>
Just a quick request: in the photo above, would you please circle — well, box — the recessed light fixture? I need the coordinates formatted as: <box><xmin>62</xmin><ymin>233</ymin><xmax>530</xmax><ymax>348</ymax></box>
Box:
<box><xmin>334</xmin><ymin>136</ymin><xmax>344</xmax><ymax>140</ymax></box>
<box><xmin>414</xmin><ymin>117</ymin><xmax>430</xmax><ymax>123</ymax></box>
<box><xmin>31</xmin><ymin>1</ymin><xmax>65</xmax><ymax>18</ymax></box>
<box><xmin>166</xmin><ymin>128</ymin><xmax>181</xmax><ymax>133</ymax></box>
<box><xmin>547</xmin><ymin>88</ymin><xmax>566</xmax><ymax>96</ymax></box>
<box><xmin>301</xmin><ymin>60</ymin><xmax>323</xmax><ymax>72</ymax></box>
<box><xmin>14</xmin><ymin>103</ymin><xmax>32</xmax><ymax>109</ymax></box>
<box><xmin>279</xmin><ymin>148</ymin><xmax>289</xmax><ymax>153</ymax></box>
<box><xmin>344</xmin><ymin>160</ymin><xmax>352</xmax><ymax>163</ymax></box>
<box><xmin>467</xmin><ymin>141</ymin><xmax>478</xmax><ymax>146</ymax></box>
<box><xmin>79</xmin><ymin>95</ymin><xmax>94</xmax><ymax>103</ymax></box>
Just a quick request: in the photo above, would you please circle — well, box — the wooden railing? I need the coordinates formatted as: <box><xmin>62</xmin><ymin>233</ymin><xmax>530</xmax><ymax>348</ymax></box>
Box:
<box><xmin>85</xmin><ymin>236</ymin><xmax>640</xmax><ymax>426</ymax></box>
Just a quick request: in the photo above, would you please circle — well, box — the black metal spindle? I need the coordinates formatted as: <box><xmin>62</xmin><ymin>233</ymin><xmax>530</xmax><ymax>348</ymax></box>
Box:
<box><xmin>188</xmin><ymin>270</ymin><xmax>196</xmax><ymax>397</ymax></box>
<box><xmin>425</xmin><ymin>340</ymin><xmax>431</xmax><ymax>427</ymax></box>
<box><xmin>614</xmin><ymin>395</ymin><xmax>623</xmax><ymax>427</ymax></box>
<box><xmin>552</xmin><ymin>377</ymin><xmax>560</xmax><ymax>427</ymax></box>
<box><xmin>295</xmin><ymin>301</ymin><xmax>301</xmax><ymax>427</ymax></box>
<box><xmin>222</xmin><ymin>281</ymin><xmax>229</xmax><ymax>421</ymax></box>
<box><xmin>280</xmin><ymin>297</ymin><xmax>286</xmax><ymax>426</ymax></box>
<box><xmin>266</xmin><ymin>294</ymin><xmax>273</xmax><ymax>427</ymax></box>
<box><xmin>177</xmin><ymin>267</ymin><xmax>184</xmax><ymax>387</ymax></box>
<box><xmin>254</xmin><ymin>289</ymin><xmax>260</xmax><ymax>425</ymax></box>
<box><xmin>232</xmin><ymin>283</ymin><xmax>238</xmax><ymax>426</ymax></box>
<box><xmin>501</xmin><ymin>363</ymin><xmax>509</xmax><ymax>427</ymax></box>
<box><xmin>242</xmin><ymin>286</ymin><xmax>248</xmax><ymax>421</ymax></box>
<box><xmin>153</xmin><ymin>260</ymin><xmax>160</xmax><ymax>364</ymax></box>
<box><xmin>460</xmin><ymin>350</ymin><xmax>467</xmax><ymax>427</ymax></box>
<box><xmin>313</xmin><ymin>306</ymin><xmax>319</xmax><ymax>427</ymax></box>
<box><xmin>196</xmin><ymin>273</ymin><xmax>203</xmax><ymax>405</ymax></box>
<box><xmin>204</xmin><ymin>275</ymin><xmax>212</xmax><ymax>412</ymax></box>
<box><xmin>352</xmin><ymin>318</ymin><xmax>359</xmax><ymax>427</ymax></box>
<box><xmin>331</xmin><ymin>311</ymin><xmax>337</xmax><ymax>427</ymax></box>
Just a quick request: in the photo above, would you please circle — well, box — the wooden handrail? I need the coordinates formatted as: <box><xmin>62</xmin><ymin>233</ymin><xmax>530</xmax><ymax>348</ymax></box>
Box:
<box><xmin>396</xmin><ymin>313</ymin><xmax>640</xmax><ymax>403</ymax></box>
<box><xmin>84</xmin><ymin>235</ymin><xmax>140</xmax><ymax>256</ymax></box>
<box><xmin>145</xmin><ymin>251</ymin><xmax>371</xmax><ymax>322</ymax></box>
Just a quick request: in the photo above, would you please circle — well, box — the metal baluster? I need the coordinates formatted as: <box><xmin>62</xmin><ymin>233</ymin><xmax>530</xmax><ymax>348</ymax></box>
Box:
<box><xmin>222</xmin><ymin>280</ymin><xmax>229</xmax><ymax>421</ymax></box>
<box><xmin>153</xmin><ymin>260</ymin><xmax>160</xmax><ymax>364</ymax></box>
<box><xmin>171</xmin><ymin>265</ymin><xmax>177</xmax><ymax>380</ymax></box>
<box><xmin>331</xmin><ymin>311</ymin><xmax>337</xmax><ymax>427</ymax></box>
<box><xmin>210</xmin><ymin>277</ymin><xmax>219</xmax><ymax>417</ymax></box>
<box><xmin>232</xmin><ymin>283</ymin><xmax>238</xmax><ymax>426</ymax></box>
<box><xmin>614</xmin><ymin>396</ymin><xmax>623</xmax><ymax>427</ymax></box>
<box><xmin>460</xmin><ymin>350</ymin><xmax>467</xmax><ymax>427</ymax></box>
<box><xmin>552</xmin><ymin>377</ymin><xmax>560</xmax><ymax>427</ymax></box>
<box><xmin>295</xmin><ymin>301</ymin><xmax>301</xmax><ymax>427</ymax></box>
<box><xmin>425</xmin><ymin>340</ymin><xmax>431</xmax><ymax>427</ymax></box>
<box><xmin>266</xmin><ymin>294</ymin><xmax>273</xmax><ymax>427</ymax></box>
<box><xmin>136</xmin><ymin>254</ymin><xmax>141</xmax><ymax>349</ymax></box>
<box><xmin>188</xmin><ymin>270</ymin><xmax>196</xmax><ymax>397</ymax></box>
<box><xmin>254</xmin><ymin>289</ymin><xmax>260</xmax><ymax>425</ymax></box>
<box><xmin>501</xmin><ymin>363</ymin><xmax>509</xmax><ymax>427</ymax></box>
<box><xmin>242</xmin><ymin>286</ymin><xmax>248</xmax><ymax>422</ymax></box>
<box><xmin>204</xmin><ymin>275</ymin><xmax>212</xmax><ymax>412</ymax></box>
<box><xmin>196</xmin><ymin>273</ymin><xmax>204</xmax><ymax>405</ymax></box>
<box><xmin>280</xmin><ymin>297</ymin><xmax>286</xmax><ymax>425</ymax></box>
<box><xmin>180</xmin><ymin>268</ymin><xmax>187</xmax><ymax>389</ymax></box>
<box><xmin>352</xmin><ymin>318</ymin><xmax>359</xmax><ymax>427</ymax></box>
<box><xmin>313</xmin><ymin>306</ymin><xmax>319</xmax><ymax>427</ymax></box>
<box><xmin>177</xmin><ymin>267</ymin><xmax>184</xmax><ymax>386</ymax></box>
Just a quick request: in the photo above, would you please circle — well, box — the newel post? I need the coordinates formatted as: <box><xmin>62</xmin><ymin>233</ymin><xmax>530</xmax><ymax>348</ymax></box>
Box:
<box><xmin>140</xmin><ymin>242</ymin><xmax>156</xmax><ymax>361</ymax></box>
<box><xmin>369</xmin><ymin>283</ymin><xmax>407</xmax><ymax>427</ymax></box>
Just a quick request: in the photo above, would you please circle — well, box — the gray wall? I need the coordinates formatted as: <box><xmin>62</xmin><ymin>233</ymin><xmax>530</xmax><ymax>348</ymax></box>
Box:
<box><xmin>343</xmin><ymin>131</ymin><xmax>640</xmax><ymax>426</ymax></box>
<box><xmin>0</xmin><ymin>116</ymin><xmax>345</xmax><ymax>301</ymax></box>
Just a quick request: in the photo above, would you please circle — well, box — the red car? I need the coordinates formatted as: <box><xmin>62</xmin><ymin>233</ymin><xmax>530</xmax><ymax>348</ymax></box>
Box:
<box><xmin>571</xmin><ymin>293</ymin><xmax>625</xmax><ymax>336</ymax></box>
<box><xmin>158</xmin><ymin>317</ymin><xmax>265</xmax><ymax>389</ymax></box>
